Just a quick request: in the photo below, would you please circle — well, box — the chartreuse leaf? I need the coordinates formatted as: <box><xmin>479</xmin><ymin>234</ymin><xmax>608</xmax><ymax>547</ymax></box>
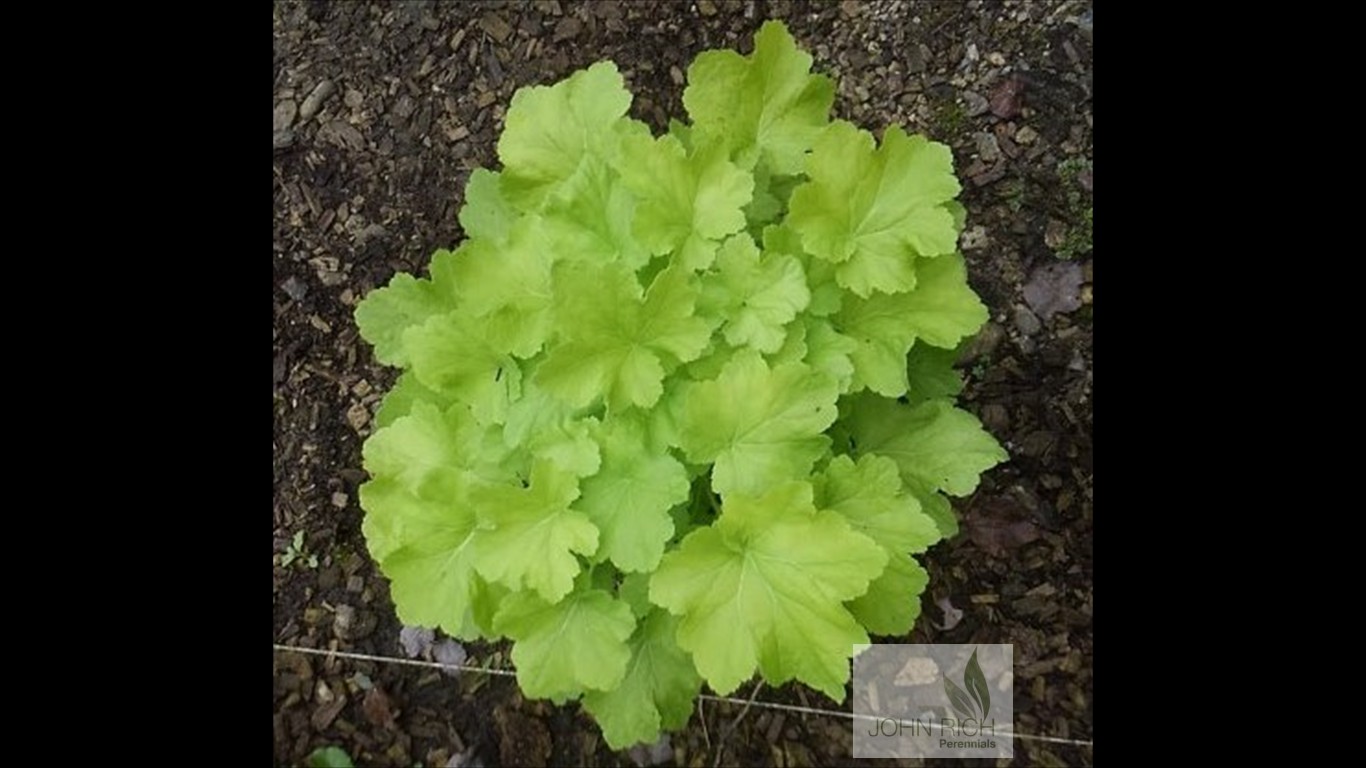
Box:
<box><xmin>802</xmin><ymin>318</ymin><xmax>858</xmax><ymax>393</ymax></box>
<box><xmin>354</xmin><ymin>267</ymin><xmax>454</xmax><ymax>366</ymax></box>
<box><xmin>373</xmin><ymin>370</ymin><xmax>454</xmax><ymax>429</ymax></box>
<box><xmin>471</xmin><ymin>459</ymin><xmax>599</xmax><ymax>602</ymax></box>
<box><xmin>677</xmin><ymin>350</ymin><xmax>838</xmax><ymax>497</ymax></box>
<box><xmin>361</xmin><ymin>401</ymin><xmax>512</xmax><ymax>494</ymax></box>
<box><xmin>917</xmin><ymin>489</ymin><xmax>960</xmax><ymax>539</ymax></box>
<box><xmin>762</xmin><ymin>224</ymin><xmax>843</xmax><ymax>320</ymax></box>
<box><xmin>766</xmin><ymin>317</ymin><xmax>857</xmax><ymax>394</ymax></box>
<box><xmin>787</xmin><ymin>122</ymin><xmax>961</xmax><ymax>296</ymax></box>
<box><xmin>885</xmin><ymin>252</ymin><xmax>989</xmax><ymax>350</ymax></box>
<box><xmin>575</xmin><ymin>416</ymin><xmax>689</xmax><ymax>573</ymax></box>
<box><xmin>582</xmin><ymin>608</ymin><xmax>703</xmax><ymax>750</ymax></box>
<box><xmin>813</xmin><ymin>455</ymin><xmax>940</xmax><ymax>554</ymax></box>
<box><xmin>497</xmin><ymin>61</ymin><xmax>633</xmax><ymax>210</ymax></box>
<box><xmin>843</xmin><ymin>394</ymin><xmax>1007</xmax><ymax>498</ymax></box>
<box><xmin>650</xmin><ymin>482</ymin><xmax>886</xmax><ymax>699</ymax></box>
<box><xmin>404</xmin><ymin>309</ymin><xmax>523</xmax><ymax>425</ymax></box>
<box><xmin>846</xmin><ymin>550</ymin><xmax>930</xmax><ymax>636</ymax></box>
<box><xmin>905</xmin><ymin>341</ymin><xmax>964</xmax><ymax>403</ymax></box>
<box><xmin>836</xmin><ymin>291</ymin><xmax>922</xmax><ymax>397</ymax></box>
<box><xmin>814</xmin><ymin>455</ymin><xmax>939</xmax><ymax>636</ymax></box>
<box><xmin>359</xmin><ymin>404</ymin><xmax>515</xmax><ymax>638</ymax></box>
<box><xmin>836</xmin><ymin>252</ymin><xmax>989</xmax><ymax>396</ymax></box>
<box><xmin>539</xmin><ymin>156</ymin><xmax>652</xmax><ymax>271</ymax></box>
<box><xmin>684</xmin><ymin>20</ymin><xmax>834</xmax><ymax>175</ymax></box>
<box><xmin>306</xmin><ymin>746</ymin><xmax>355</xmax><ymax>768</ymax></box>
<box><xmin>706</xmin><ymin>234</ymin><xmax>810</xmax><ymax>353</ymax></box>
<box><xmin>503</xmin><ymin>381</ymin><xmax>602</xmax><ymax>478</ymax></box>
<box><xmin>493</xmin><ymin>588</ymin><xmax>635</xmax><ymax>700</ymax></box>
<box><xmin>618</xmin><ymin>132</ymin><xmax>753</xmax><ymax>269</ymax></box>
<box><xmin>458</xmin><ymin>168</ymin><xmax>517</xmax><ymax>244</ymax></box>
<box><xmin>444</xmin><ymin>224</ymin><xmax>555</xmax><ymax>359</ymax></box>
<box><xmin>358</xmin><ymin>474</ymin><xmax>484</xmax><ymax>636</ymax></box>
<box><xmin>537</xmin><ymin>263</ymin><xmax>711</xmax><ymax>411</ymax></box>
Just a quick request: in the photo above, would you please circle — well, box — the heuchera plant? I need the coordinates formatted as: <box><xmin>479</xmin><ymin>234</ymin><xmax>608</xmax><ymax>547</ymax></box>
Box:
<box><xmin>354</xmin><ymin>21</ymin><xmax>1006</xmax><ymax>749</ymax></box>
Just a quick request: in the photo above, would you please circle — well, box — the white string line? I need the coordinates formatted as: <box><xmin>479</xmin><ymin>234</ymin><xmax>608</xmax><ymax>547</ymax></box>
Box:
<box><xmin>273</xmin><ymin>644</ymin><xmax>1094</xmax><ymax>748</ymax></box>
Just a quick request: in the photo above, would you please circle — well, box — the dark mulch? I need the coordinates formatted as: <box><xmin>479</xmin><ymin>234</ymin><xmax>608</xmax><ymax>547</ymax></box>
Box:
<box><xmin>273</xmin><ymin>1</ymin><xmax>1092</xmax><ymax>765</ymax></box>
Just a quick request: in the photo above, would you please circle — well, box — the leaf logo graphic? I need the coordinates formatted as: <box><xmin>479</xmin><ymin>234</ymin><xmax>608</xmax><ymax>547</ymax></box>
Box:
<box><xmin>944</xmin><ymin>648</ymin><xmax>990</xmax><ymax>720</ymax></box>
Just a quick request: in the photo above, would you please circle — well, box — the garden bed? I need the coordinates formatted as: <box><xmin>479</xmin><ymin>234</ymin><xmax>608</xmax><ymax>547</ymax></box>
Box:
<box><xmin>272</xmin><ymin>1</ymin><xmax>1092</xmax><ymax>765</ymax></box>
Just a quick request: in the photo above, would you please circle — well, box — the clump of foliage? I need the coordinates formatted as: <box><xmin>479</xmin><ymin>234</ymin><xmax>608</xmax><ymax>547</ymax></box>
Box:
<box><xmin>354</xmin><ymin>21</ymin><xmax>1006</xmax><ymax>749</ymax></box>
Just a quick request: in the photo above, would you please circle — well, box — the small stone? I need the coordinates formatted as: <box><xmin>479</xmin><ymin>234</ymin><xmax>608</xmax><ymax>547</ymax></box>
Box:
<box><xmin>331</xmin><ymin>492</ymin><xmax>348</xmax><ymax>509</ymax></box>
<box><xmin>343</xmin><ymin>89</ymin><xmax>364</xmax><ymax>109</ymax></box>
<box><xmin>316</xmin><ymin>679</ymin><xmax>336</xmax><ymax>705</ymax></box>
<box><xmin>280</xmin><ymin>276</ymin><xmax>308</xmax><ymax>301</ymax></box>
<box><xmin>274</xmin><ymin>100</ymin><xmax>298</xmax><ymax>132</ymax></box>
<box><xmin>987</xmin><ymin>51</ymin><xmax>1007</xmax><ymax>66</ymax></box>
<box><xmin>479</xmin><ymin>13</ymin><xmax>513</xmax><ymax>43</ymax></box>
<box><xmin>334</xmin><ymin>604</ymin><xmax>378</xmax><ymax>640</ymax></box>
<box><xmin>333</xmin><ymin>604</ymin><xmax>358</xmax><ymax>639</ymax></box>
<box><xmin>553</xmin><ymin>16</ymin><xmax>581</xmax><ymax>42</ymax></box>
<box><xmin>698</xmin><ymin>0</ymin><xmax>718</xmax><ymax>15</ymax></box>
<box><xmin>1014</xmin><ymin>125</ymin><xmax>1039</xmax><ymax>145</ymax></box>
<box><xmin>905</xmin><ymin>43</ymin><xmax>927</xmax><ymax>74</ymax></box>
<box><xmin>980</xmin><ymin>403</ymin><xmax>1010</xmax><ymax>434</ymax></box>
<box><xmin>273</xmin><ymin>129</ymin><xmax>295</xmax><ymax>149</ymax></box>
<box><xmin>299</xmin><ymin>80</ymin><xmax>336</xmax><ymax>122</ymax></box>
<box><xmin>352</xmin><ymin>379</ymin><xmax>372</xmax><ymax>397</ymax></box>
<box><xmin>347</xmin><ymin>402</ymin><xmax>371</xmax><ymax>432</ymax></box>
<box><xmin>959</xmin><ymin>322</ymin><xmax>1005</xmax><ymax>364</ymax></box>
<box><xmin>975</xmin><ymin>131</ymin><xmax>1000</xmax><ymax>162</ymax></box>
<box><xmin>1044</xmin><ymin>219</ymin><xmax>1069</xmax><ymax>251</ymax></box>
<box><xmin>357</xmin><ymin>223</ymin><xmax>388</xmax><ymax>246</ymax></box>
<box><xmin>962</xmin><ymin>90</ymin><xmax>990</xmax><ymax>117</ymax></box>
<box><xmin>669</xmin><ymin>65</ymin><xmax>684</xmax><ymax>86</ymax></box>
<box><xmin>346</xmin><ymin>575</ymin><xmax>364</xmax><ymax>593</ymax></box>
<box><xmin>960</xmin><ymin>225</ymin><xmax>990</xmax><ymax>251</ymax></box>
<box><xmin>1081</xmin><ymin>284</ymin><xmax>1093</xmax><ymax>305</ymax></box>
<box><xmin>936</xmin><ymin>596</ymin><xmax>964</xmax><ymax>631</ymax></box>
<box><xmin>312</xmin><ymin>691</ymin><xmax>348</xmax><ymax>731</ymax></box>
<box><xmin>988</xmin><ymin>76</ymin><xmax>1024</xmax><ymax>119</ymax></box>
<box><xmin>1012</xmin><ymin>305</ymin><xmax>1042</xmax><ymax>336</ymax></box>
<box><xmin>318</xmin><ymin>566</ymin><xmax>341</xmax><ymax>590</ymax></box>
<box><xmin>840</xmin><ymin>0</ymin><xmax>861</xmax><ymax>17</ymax></box>
<box><xmin>320</xmin><ymin>119</ymin><xmax>365</xmax><ymax>152</ymax></box>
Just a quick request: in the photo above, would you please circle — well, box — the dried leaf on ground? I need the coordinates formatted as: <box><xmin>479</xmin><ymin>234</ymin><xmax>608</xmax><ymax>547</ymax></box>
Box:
<box><xmin>400</xmin><ymin>625</ymin><xmax>436</xmax><ymax>659</ymax></box>
<box><xmin>1022</xmin><ymin>261</ymin><xmax>1084</xmax><ymax>320</ymax></box>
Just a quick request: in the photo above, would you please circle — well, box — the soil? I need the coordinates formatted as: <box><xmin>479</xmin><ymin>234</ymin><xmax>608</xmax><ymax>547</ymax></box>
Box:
<box><xmin>272</xmin><ymin>1</ymin><xmax>1093</xmax><ymax>766</ymax></box>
